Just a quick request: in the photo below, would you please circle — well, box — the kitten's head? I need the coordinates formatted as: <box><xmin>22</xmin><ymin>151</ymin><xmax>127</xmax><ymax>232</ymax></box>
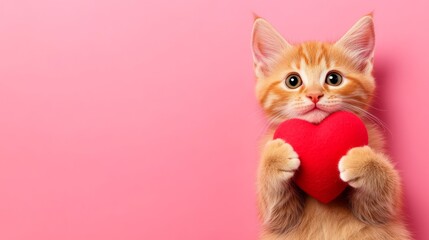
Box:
<box><xmin>251</xmin><ymin>15</ymin><xmax>375</xmax><ymax>124</ymax></box>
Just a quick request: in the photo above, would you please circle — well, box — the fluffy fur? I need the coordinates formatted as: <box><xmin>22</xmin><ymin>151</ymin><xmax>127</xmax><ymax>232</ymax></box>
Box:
<box><xmin>251</xmin><ymin>15</ymin><xmax>411</xmax><ymax>240</ymax></box>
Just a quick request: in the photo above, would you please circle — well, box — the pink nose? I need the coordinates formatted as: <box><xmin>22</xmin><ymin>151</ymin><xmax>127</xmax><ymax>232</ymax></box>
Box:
<box><xmin>307</xmin><ymin>93</ymin><xmax>324</xmax><ymax>103</ymax></box>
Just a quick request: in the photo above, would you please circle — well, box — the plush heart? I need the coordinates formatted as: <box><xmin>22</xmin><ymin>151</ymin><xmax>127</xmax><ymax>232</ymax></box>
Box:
<box><xmin>273</xmin><ymin>111</ymin><xmax>368</xmax><ymax>203</ymax></box>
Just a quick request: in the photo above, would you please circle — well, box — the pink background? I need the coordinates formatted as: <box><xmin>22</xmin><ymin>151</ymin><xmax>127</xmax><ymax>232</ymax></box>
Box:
<box><xmin>0</xmin><ymin>0</ymin><xmax>428</xmax><ymax>239</ymax></box>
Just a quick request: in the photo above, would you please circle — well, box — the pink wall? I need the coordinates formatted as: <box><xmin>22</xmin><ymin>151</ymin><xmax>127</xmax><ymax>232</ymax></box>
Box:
<box><xmin>0</xmin><ymin>0</ymin><xmax>427</xmax><ymax>239</ymax></box>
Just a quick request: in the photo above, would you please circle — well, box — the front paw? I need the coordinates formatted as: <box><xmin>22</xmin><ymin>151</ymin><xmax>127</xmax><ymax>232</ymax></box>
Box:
<box><xmin>262</xmin><ymin>139</ymin><xmax>300</xmax><ymax>181</ymax></box>
<box><xmin>339</xmin><ymin>146</ymin><xmax>400</xmax><ymax>224</ymax></box>
<box><xmin>338</xmin><ymin>146</ymin><xmax>390</xmax><ymax>189</ymax></box>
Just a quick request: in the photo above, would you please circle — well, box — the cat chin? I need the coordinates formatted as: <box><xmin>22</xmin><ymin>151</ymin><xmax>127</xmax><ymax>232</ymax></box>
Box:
<box><xmin>295</xmin><ymin>109</ymin><xmax>331</xmax><ymax>124</ymax></box>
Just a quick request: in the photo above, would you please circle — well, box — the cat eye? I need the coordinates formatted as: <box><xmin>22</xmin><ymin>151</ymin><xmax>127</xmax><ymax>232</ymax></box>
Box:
<box><xmin>325</xmin><ymin>72</ymin><xmax>343</xmax><ymax>86</ymax></box>
<box><xmin>285</xmin><ymin>74</ymin><xmax>302</xmax><ymax>89</ymax></box>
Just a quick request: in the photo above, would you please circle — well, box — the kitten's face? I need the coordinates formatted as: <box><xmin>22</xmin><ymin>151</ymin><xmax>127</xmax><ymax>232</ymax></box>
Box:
<box><xmin>251</xmin><ymin>16</ymin><xmax>375</xmax><ymax>124</ymax></box>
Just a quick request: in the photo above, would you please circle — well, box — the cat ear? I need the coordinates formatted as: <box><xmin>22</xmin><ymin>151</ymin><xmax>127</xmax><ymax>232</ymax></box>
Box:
<box><xmin>335</xmin><ymin>15</ymin><xmax>375</xmax><ymax>71</ymax></box>
<box><xmin>251</xmin><ymin>18</ymin><xmax>291</xmax><ymax>78</ymax></box>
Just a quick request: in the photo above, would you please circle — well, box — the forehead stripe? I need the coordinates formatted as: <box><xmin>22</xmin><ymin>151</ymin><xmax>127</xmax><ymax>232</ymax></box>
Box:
<box><xmin>298</xmin><ymin>46</ymin><xmax>310</xmax><ymax>65</ymax></box>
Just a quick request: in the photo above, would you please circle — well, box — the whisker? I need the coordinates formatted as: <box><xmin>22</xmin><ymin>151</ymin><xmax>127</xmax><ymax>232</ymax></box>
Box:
<box><xmin>341</xmin><ymin>103</ymin><xmax>391</xmax><ymax>135</ymax></box>
<box><xmin>342</xmin><ymin>98</ymin><xmax>387</xmax><ymax>112</ymax></box>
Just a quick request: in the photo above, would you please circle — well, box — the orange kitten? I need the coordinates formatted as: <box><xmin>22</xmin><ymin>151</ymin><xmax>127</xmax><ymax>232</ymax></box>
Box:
<box><xmin>251</xmin><ymin>15</ymin><xmax>411</xmax><ymax>240</ymax></box>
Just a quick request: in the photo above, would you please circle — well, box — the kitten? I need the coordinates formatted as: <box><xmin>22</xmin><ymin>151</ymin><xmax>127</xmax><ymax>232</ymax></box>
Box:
<box><xmin>251</xmin><ymin>15</ymin><xmax>411</xmax><ymax>240</ymax></box>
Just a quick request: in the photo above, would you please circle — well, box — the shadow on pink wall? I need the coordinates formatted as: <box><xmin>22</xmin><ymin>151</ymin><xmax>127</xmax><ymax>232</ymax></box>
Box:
<box><xmin>374</xmin><ymin>52</ymin><xmax>419</xmax><ymax>239</ymax></box>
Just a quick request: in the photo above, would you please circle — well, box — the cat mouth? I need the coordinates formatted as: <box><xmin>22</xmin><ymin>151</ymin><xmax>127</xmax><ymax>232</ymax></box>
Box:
<box><xmin>295</xmin><ymin>104</ymin><xmax>332</xmax><ymax>121</ymax></box>
<box><xmin>303</xmin><ymin>105</ymin><xmax>325</xmax><ymax>114</ymax></box>
<box><xmin>307</xmin><ymin>108</ymin><xmax>326</xmax><ymax>115</ymax></box>
<box><xmin>295</xmin><ymin>106</ymin><xmax>331</xmax><ymax>124</ymax></box>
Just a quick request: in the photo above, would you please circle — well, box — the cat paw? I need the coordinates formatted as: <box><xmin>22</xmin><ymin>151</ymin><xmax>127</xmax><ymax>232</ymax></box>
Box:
<box><xmin>338</xmin><ymin>146</ymin><xmax>383</xmax><ymax>188</ymax></box>
<box><xmin>262</xmin><ymin>139</ymin><xmax>300</xmax><ymax>181</ymax></box>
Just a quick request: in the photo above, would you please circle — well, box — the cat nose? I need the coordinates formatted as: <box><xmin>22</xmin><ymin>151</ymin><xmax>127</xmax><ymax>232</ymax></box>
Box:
<box><xmin>306</xmin><ymin>93</ymin><xmax>324</xmax><ymax>103</ymax></box>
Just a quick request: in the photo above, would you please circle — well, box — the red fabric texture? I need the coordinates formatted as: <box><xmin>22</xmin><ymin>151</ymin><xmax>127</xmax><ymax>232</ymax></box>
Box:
<box><xmin>273</xmin><ymin>111</ymin><xmax>368</xmax><ymax>203</ymax></box>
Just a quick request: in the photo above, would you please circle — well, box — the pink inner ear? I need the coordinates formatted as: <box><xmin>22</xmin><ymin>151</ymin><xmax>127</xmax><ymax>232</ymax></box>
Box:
<box><xmin>357</xmin><ymin>36</ymin><xmax>374</xmax><ymax>71</ymax></box>
<box><xmin>254</xmin><ymin>35</ymin><xmax>274</xmax><ymax>60</ymax></box>
<box><xmin>252</xmin><ymin>20</ymin><xmax>289</xmax><ymax>76</ymax></box>
<box><xmin>254</xmin><ymin>42</ymin><xmax>274</xmax><ymax>71</ymax></box>
<box><xmin>353</xmin><ymin>34</ymin><xmax>374</xmax><ymax>59</ymax></box>
<box><xmin>343</xmin><ymin>34</ymin><xmax>374</xmax><ymax>71</ymax></box>
<box><xmin>254</xmin><ymin>42</ymin><xmax>266</xmax><ymax>62</ymax></box>
<box><xmin>336</xmin><ymin>16</ymin><xmax>375</xmax><ymax>70</ymax></box>
<box><xmin>252</xmin><ymin>43</ymin><xmax>265</xmax><ymax>72</ymax></box>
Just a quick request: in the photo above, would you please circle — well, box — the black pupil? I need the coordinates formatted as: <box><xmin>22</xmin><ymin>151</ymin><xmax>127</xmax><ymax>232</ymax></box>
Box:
<box><xmin>289</xmin><ymin>76</ymin><xmax>298</xmax><ymax>86</ymax></box>
<box><xmin>328</xmin><ymin>74</ymin><xmax>339</xmax><ymax>84</ymax></box>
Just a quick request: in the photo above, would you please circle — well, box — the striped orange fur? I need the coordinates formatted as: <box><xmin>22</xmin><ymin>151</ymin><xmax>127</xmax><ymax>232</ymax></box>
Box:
<box><xmin>252</xmin><ymin>15</ymin><xmax>411</xmax><ymax>239</ymax></box>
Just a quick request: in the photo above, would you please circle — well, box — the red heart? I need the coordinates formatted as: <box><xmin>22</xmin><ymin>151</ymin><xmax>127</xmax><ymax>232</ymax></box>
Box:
<box><xmin>273</xmin><ymin>111</ymin><xmax>368</xmax><ymax>203</ymax></box>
